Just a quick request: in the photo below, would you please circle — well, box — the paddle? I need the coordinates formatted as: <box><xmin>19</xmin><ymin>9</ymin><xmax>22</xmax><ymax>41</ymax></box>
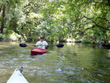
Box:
<box><xmin>19</xmin><ymin>43</ymin><xmax>64</xmax><ymax>48</ymax></box>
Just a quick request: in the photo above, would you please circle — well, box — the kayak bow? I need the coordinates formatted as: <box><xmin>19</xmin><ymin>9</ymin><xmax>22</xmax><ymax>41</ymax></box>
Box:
<box><xmin>7</xmin><ymin>68</ymin><xmax>29</xmax><ymax>83</ymax></box>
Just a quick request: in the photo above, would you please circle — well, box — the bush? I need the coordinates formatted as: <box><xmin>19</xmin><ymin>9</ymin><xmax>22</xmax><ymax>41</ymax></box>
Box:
<box><xmin>0</xmin><ymin>34</ymin><xmax>5</xmax><ymax>39</ymax></box>
<box><xmin>82</xmin><ymin>38</ymin><xmax>91</xmax><ymax>44</ymax></box>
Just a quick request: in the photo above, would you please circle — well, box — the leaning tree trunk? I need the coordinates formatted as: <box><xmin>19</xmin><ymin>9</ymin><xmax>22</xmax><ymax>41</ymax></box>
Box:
<box><xmin>1</xmin><ymin>5</ymin><xmax>5</xmax><ymax>34</ymax></box>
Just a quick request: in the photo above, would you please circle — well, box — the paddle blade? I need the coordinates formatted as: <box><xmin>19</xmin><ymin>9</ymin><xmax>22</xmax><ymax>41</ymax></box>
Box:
<box><xmin>19</xmin><ymin>44</ymin><xmax>27</xmax><ymax>47</ymax></box>
<box><xmin>56</xmin><ymin>44</ymin><xmax>64</xmax><ymax>48</ymax></box>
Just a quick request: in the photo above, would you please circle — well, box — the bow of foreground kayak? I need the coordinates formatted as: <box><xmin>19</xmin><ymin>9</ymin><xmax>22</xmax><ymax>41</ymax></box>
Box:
<box><xmin>7</xmin><ymin>68</ymin><xmax>29</xmax><ymax>83</ymax></box>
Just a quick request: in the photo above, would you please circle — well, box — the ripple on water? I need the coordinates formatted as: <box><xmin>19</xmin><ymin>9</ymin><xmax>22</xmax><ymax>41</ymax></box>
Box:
<box><xmin>29</xmin><ymin>70</ymin><xmax>37</xmax><ymax>76</ymax></box>
<box><xmin>12</xmin><ymin>58</ymin><xmax>18</xmax><ymax>60</ymax></box>
<box><xmin>63</xmin><ymin>66</ymin><xmax>84</xmax><ymax>70</ymax></box>
<box><xmin>37</xmin><ymin>70</ymin><xmax>47</xmax><ymax>75</ymax></box>
<box><xmin>22</xmin><ymin>61</ymin><xmax>31</xmax><ymax>64</ymax></box>
<box><xmin>56</xmin><ymin>68</ymin><xmax>62</xmax><ymax>72</ymax></box>
<box><xmin>55</xmin><ymin>68</ymin><xmax>75</xmax><ymax>75</ymax></box>
<box><xmin>18</xmin><ymin>54</ymin><xmax>25</xmax><ymax>57</ymax></box>
<box><xmin>62</xmin><ymin>70</ymin><xmax>74</xmax><ymax>75</ymax></box>
<box><xmin>0</xmin><ymin>45</ymin><xmax>10</xmax><ymax>48</ymax></box>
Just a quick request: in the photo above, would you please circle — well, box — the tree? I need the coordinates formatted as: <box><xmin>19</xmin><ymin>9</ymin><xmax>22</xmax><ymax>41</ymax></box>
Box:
<box><xmin>1</xmin><ymin>5</ymin><xmax>5</xmax><ymax>34</ymax></box>
<box><xmin>0</xmin><ymin>0</ymin><xmax>110</xmax><ymax>44</ymax></box>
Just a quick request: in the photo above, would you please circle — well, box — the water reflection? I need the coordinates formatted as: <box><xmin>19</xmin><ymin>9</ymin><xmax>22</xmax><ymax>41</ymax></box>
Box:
<box><xmin>0</xmin><ymin>42</ymin><xmax>110</xmax><ymax>83</ymax></box>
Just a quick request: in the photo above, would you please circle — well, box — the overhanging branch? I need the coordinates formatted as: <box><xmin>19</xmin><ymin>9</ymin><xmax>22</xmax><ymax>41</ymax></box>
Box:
<box><xmin>83</xmin><ymin>16</ymin><xmax>110</xmax><ymax>30</ymax></box>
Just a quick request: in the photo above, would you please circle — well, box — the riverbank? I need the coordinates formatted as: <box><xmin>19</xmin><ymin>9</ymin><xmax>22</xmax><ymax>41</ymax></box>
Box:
<box><xmin>0</xmin><ymin>38</ymin><xmax>110</xmax><ymax>49</ymax></box>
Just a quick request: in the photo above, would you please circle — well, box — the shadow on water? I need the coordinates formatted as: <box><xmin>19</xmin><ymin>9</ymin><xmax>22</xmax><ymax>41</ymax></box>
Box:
<box><xmin>0</xmin><ymin>42</ymin><xmax>110</xmax><ymax>83</ymax></box>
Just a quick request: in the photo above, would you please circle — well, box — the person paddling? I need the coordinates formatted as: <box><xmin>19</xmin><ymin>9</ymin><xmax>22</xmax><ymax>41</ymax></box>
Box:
<box><xmin>34</xmin><ymin>36</ymin><xmax>48</xmax><ymax>49</ymax></box>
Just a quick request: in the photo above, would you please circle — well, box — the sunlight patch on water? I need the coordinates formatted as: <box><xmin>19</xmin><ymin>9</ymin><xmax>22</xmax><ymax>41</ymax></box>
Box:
<box><xmin>56</xmin><ymin>68</ymin><xmax>62</xmax><ymax>72</ymax></box>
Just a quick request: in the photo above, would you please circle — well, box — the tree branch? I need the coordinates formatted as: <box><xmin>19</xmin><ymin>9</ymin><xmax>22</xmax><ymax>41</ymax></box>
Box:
<box><xmin>95</xmin><ymin>1</ymin><xmax>110</xmax><ymax>6</ymax></box>
<box><xmin>83</xmin><ymin>16</ymin><xmax>110</xmax><ymax>30</ymax></box>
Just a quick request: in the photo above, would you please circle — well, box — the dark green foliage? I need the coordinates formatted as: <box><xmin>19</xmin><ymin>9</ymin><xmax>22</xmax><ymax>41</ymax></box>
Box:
<box><xmin>0</xmin><ymin>0</ymin><xmax>110</xmax><ymax>43</ymax></box>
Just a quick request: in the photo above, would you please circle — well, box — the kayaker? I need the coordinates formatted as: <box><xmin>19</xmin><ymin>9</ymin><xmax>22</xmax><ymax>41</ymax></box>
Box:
<box><xmin>34</xmin><ymin>36</ymin><xmax>48</xmax><ymax>49</ymax></box>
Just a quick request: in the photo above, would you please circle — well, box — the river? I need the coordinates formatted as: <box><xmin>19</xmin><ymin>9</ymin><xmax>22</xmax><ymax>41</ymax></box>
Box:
<box><xmin>0</xmin><ymin>42</ymin><xmax>110</xmax><ymax>83</ymax></box>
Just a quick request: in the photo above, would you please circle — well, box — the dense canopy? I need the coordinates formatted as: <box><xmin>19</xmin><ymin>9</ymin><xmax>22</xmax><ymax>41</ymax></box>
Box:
<box><xmin>0</xmin><ymin>0</ymin><xmax>110</xmax><ymax>44</ymax></box>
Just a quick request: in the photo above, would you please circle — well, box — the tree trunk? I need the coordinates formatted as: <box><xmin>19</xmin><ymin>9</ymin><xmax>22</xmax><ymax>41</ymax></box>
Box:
<box><xmin>1</xmin><ymin>5</ymin><xmax>5</xmax><ymax>34</ymax></box>
<box><xmin>108</xmin><ymin>0</ymin><xmax>110</xmax><ymax>6</ymax></box>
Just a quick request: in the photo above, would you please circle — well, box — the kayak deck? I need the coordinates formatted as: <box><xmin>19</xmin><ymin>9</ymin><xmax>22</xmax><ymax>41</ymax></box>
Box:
<box><xmin>7</xmin><ymin>68</ymin><xmax>29</xmax><ymax>83</ymax></box>
<box><xmin>31</xmin><ymin>48</ymin><xmax>47</xmax><ymax>55</ymax></box>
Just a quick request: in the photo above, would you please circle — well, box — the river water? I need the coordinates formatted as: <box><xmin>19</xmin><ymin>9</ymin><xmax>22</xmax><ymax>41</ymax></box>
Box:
<box><xmin>0</xmin><ymin>42</ymin><xmax>110</xmax><ymax>83</ymax></box>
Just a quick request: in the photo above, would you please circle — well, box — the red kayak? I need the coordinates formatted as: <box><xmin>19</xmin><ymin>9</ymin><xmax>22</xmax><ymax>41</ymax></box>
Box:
<box><xmin>31</xmin><ymin>48</ymin><xmax>47</xmax><ymax>55</ymax></box>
